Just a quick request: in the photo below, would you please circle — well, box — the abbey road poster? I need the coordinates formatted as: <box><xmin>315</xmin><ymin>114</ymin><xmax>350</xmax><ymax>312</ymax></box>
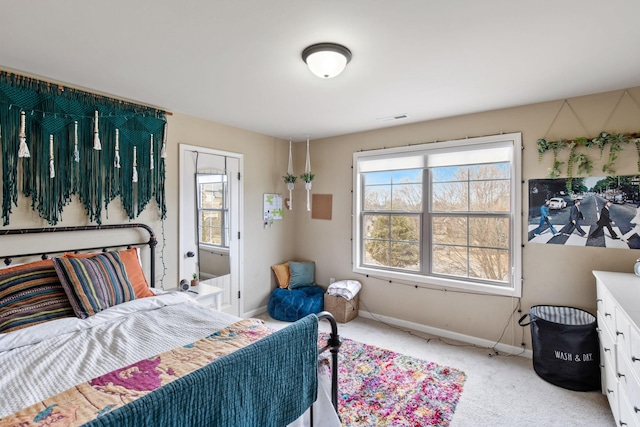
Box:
<box><xmin>528</xmin><ymin>176</ymin><xmax>640</xmax><ymax>249</ymax></box>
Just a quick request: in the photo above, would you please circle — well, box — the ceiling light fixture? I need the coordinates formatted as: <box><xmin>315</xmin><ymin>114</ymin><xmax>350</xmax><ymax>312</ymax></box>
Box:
<box><xmin>302</xmin><ymin>43</ymin><xmax>352</xmax><ymax>79</ymax></box>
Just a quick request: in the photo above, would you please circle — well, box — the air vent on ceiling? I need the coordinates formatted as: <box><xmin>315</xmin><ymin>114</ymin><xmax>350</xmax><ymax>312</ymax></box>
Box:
<box><xmin>377</xmin><ymin>113</ymin><xmax>409</xmax><ymax>123</ymax></box>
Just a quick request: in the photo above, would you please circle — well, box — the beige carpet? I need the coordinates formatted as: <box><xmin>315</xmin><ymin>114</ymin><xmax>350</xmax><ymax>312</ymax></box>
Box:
<box><xmin>257</xmin><ymin>312</ymin><xmax>614</xmax><ymax>427</ymax></box>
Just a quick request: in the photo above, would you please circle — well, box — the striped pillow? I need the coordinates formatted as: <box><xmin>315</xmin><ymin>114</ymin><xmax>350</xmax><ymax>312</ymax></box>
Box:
<box><xmin>0</xmin><ymin>259</ymin><xmax>74</xmax><ymax>333</ymax></box>
<box><xmin>53</xmin><ymin>251</ymin><xmax>136</xmax><ymax>319</ymax></box>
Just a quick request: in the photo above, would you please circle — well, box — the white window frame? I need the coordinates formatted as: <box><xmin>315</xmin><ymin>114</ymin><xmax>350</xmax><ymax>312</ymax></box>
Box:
<box><xmin>352</xmin><ymin>133</ymin><xmax>522</xmax><ymax>297</ymax></box>
<box><xmin>197</xmin><ymin>173</ymin><xmax>230</xmax><ymax>251</ymax></box>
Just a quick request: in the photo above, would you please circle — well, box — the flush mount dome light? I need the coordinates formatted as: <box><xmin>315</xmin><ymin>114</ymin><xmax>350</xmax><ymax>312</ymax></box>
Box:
<box><xmin>302</xmin><ymin>43</ymin><xmax>352</xmax><ymax>79</ymax></box>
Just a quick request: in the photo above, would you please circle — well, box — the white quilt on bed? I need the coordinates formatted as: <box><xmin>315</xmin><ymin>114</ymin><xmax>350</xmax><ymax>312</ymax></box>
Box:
<box><xmin>0</xmin><ymin>292</ymin><xmax>239</xmax><ymax>417</ymax></box>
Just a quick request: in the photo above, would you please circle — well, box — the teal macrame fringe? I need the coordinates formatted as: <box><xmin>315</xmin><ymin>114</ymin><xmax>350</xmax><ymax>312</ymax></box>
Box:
<box><xmin>0</xmin><ymin>71</ymin><xmax>167</xmax><ymax>226</ymax></box>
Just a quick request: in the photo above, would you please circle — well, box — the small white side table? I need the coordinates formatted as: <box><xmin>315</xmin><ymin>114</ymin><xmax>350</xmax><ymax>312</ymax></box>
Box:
<box><xmin>176</xmin><ymin>282</ymin><xmax>224</xmax><ymax>311</ymax></box>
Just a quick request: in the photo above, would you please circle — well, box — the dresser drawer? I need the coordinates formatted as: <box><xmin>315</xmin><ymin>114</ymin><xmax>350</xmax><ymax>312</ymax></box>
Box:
<box><xmin>619</xmin><ymin>391</ymin><xmax>640</xmax><ymax>427</ymax></box>
<box><xmin>599</xmin><ymin>313</ymin><xmax>617</xmax><ymax>372</ymax></box>
<box><xmin>599</xmin><ymin>288</ymin><xmax>617</xmax><ymax>338</ymax></box>
<box><xmin>604</xmin><ymin>360</ymin><xmax>621</xmax><ymax>426</ymax></box>
<box><xmin>627</xmin><ymin>325</ymin><xmax>640</xmax><ymax>386</ymax></box>
<box><xmin>617</xmin><ymin>349</ymin><xmax>640</xmax><ymax>414</ymax></box>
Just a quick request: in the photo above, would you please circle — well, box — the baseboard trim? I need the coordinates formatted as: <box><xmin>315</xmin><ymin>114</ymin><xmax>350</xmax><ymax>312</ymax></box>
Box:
<box><xmin>357</xmin><ymin>310</ymin><xmax>532</xmax><ymax>359</ymax></box>
<box><xmin>248</xmin><ymin>305</ymin><xmax>532</xmax><ymax>358</ymax></box>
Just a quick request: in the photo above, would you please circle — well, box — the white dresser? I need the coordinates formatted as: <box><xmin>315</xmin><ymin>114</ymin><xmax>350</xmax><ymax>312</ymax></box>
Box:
<box><xmin>594</xmin><ymin>270</ymin><xmax>640</xmax><ymax>427</ymax></box>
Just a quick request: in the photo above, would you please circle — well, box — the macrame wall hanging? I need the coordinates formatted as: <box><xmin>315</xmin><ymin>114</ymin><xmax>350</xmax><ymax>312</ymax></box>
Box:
<box><xmin>0</xmin><ymin>71</ymin><xmax>168</xmax><ymax>226</ymax></box>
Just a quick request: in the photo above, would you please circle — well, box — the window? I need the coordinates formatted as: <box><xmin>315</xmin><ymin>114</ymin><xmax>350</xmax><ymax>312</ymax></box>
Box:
<box><xmin>353</xmin><ymin>133</ymin><xmax>522</xmax><ymax>297</ymax></box>
<box><xmin>197</xmin><ymin>173</ymin><xmax>229</xmax><ymax>248</ymax></box>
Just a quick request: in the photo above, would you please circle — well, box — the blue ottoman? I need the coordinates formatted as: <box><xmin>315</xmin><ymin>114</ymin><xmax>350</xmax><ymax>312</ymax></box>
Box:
<box><xmin>268</xmin><ymin>285</ymin><xmax>325</xmax><ymax>322</ymax></box>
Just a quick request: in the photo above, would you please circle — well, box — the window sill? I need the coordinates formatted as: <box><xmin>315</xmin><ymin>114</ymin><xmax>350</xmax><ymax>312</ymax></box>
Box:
<box><xmin>353</xmin><ymin>265</ymin><xmax>520</xmax><ymax>298</ymax></box>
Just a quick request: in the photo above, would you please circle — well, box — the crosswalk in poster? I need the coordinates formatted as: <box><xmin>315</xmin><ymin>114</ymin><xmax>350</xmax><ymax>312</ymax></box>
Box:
<box><xmin>528</xmin><ymin>176</ymin><xmax>640</xmax><ymax>249</ymax></box>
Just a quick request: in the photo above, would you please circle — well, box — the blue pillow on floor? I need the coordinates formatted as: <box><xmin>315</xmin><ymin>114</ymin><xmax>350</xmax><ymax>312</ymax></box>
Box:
<box><xmin>268</xmin><ymin>285</ymin><xmax>324</xmax><ymax>322</ymax></box>
<box><xmin>289</xmin><ymin>261</ymin><xmax>315</xmax><ymax>289</ymax></box>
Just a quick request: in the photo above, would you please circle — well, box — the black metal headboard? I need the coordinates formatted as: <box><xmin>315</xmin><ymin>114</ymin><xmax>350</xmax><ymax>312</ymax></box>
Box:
<box><xmin>0</xmin><ymin>224</ymin><xmax>157</xmax><ymax>287</ymax></box>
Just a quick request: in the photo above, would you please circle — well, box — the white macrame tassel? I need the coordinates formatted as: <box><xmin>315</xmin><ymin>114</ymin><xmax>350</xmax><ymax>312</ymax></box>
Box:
<box><xmin>114</xmin><ymin>129</ymin><xmax>121</xmax><ymax>168</ymax></box>
<box><xmin>49</xmin><ymin>135</ymin><xmax>55</xmax><ymax>179</ymax></box>
<box><xmin>93</xmin><ymin>110</ymin><xmax>101</xmax><ymax>150</ymax></box>
<box><xmin>149</xmin><ymin>134</ymin><xmax>154</xmax><ymax>170</ymax></box>
<box><xmin>73</xmin><ymin>121</ymin><xmax>79</xmax><ymax>162</ymax></box>
<box><xmin>305</xmin><ymin>137</ymin><xmax>312</xmax><ymax>211</ymax></box>
<box><xmin>18</xmin><ymin>111</ymin><xmax>31</xmax><ymax>158</ymax></box>
<box><xmin>132</xmin><ymin>146</ymin><xmax>138</xmax><ymax>183</ymax></box>
<box><xmin>160</xmin><ymin>123</ymin><xmax>167</xmax><ymax>159</ymax></box>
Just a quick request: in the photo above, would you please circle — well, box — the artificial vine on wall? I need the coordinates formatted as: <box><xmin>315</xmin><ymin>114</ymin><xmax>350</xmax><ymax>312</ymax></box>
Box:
<box><xmin>537</xmin><ymin>131</ymin><xmax>640</xmax><ymax>179</ymax></box>
<box><xmin>0</xmin><ymin>71</ymin><xmax>168</xmax><ymax>226</ymax></box>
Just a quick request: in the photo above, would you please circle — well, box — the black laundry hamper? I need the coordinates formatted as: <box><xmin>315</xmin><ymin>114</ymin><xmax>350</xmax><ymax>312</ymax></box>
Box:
<box><xmin>518</xmin><ymin>305</ymin><xmax>600</xmax><ymax>391</ymax></box>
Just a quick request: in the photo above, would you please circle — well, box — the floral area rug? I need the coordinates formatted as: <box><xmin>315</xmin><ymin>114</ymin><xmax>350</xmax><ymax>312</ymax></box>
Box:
<box><xmin>320</xmin><ymin>333</ymin><xmax>466</xmax><ymax>427</ymax></box>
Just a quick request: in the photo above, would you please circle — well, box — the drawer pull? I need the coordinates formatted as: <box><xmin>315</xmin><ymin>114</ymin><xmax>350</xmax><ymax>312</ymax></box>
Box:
<box><xmin>604</xmin><ymin>347</ymin><xmax>611</xmax><ymax>352</ymax></box>
<box><xmin>607</xmin><ymin>388</ymin><xmax>614</xmax><ymax>394</ymax></box>
<box><xmin>620</xmin><ymin>422</ymin><xmax>627</xmax><ymax>426</ymax></box>
<box><xmin>596</xmin><ymin>298</ymin><xmax>603</xmax><ymax>303</ymax></box>
<box><xmin>605</xmin><ymin>312</ymin><xmax>612</xmax><ymax>317</ymax></box>
<box><xmin>635</xmin><ymin>407</ymin><xmax>640</xmax><ymax>413</ymax></box>
<box><xmin>617</xmin><ymin>331</ymin><xmax>625</xmax><ymax>337</ymax></box>
<box><xmin>618</xmin><ymin>372</ymin><xmax>626</xmax><ymax>378</ymax></box>
<box><xmin>632</xmin><ymin>356</ymin><xmax>640</xmax><ymax>362</ymax></box>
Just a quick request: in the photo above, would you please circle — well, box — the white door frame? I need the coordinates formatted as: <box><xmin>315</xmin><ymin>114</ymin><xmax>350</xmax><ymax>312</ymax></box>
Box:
<box><xmin>179</xmin><ymin>143</ymin><xmax>243</xmax><ymax>317</ymax></box>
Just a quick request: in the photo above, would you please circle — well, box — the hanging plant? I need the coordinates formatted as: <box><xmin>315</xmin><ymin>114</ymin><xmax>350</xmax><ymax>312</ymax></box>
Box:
<box><xmin>283</xmin><ymin>173</ymin><xmax>297</xmax><ymax>184</ymax></box>
<box><xmin>300</xmin><ymin>172</ymin><xmax>315</xmax><ymax>183</ymax></box>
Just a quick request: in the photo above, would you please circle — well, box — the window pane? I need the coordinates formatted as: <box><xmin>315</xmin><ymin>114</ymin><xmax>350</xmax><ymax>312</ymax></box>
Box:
<box><xmin>392</xmin><ymin>169</ymin><xmax>422</xmax><ymax>183</ymax></box>
<box><xmin>469</xmin><ymin>163</ymin><xmax>510</xmax><ymax>180</ymax></box>
<box><xmin>363</xmin><ymin>214</ymin><xmax>420</xmax><ymax>270</ymax></box>
<box><xmin>432</xmin><ymin>216</ymin><xmax>467</xmax><ymax>245</ymax></box>
<box><xmin>390</xmin><ymin>215</ymin><xmax>420</xmax><ymax>242</ymax></box>
<box><xmin>469</xmin><ymin>217</ymin><xmax>509</xmax><ymax>249</ymax></box>
<box><xmin>364</xmin><ymin>240</ymin><xmax>389</xmax><ymax>266</ymax></box>
<box><xmin>201</xmin><ymin>211</ymin><xmax>222</xmax><ymax>245</ymax></box>
<box><xmin>432</xmin><ymin>182</ymin><xmax>468</xmax><ymax>211</ymax></box>
<box><xmin>364</xmin><ymin>185</ymin><xmax>391</xmax><ymax>210</ymax></box>
<box><xmin>390</xmin><ymin>242</ymin><xmax>420</xmax><ymax>270</ymax></box>
<box><xmin>469</xmin><ymin>248</ymin><xmax>509</xmax><ymax>282</ymax></box>
<box><xmin>364</xmin><ymin>214</ymin><xmax>389</xmax><ymax>239</ymax></box>
<box><xmin>364</xmin><ymin>171</ymin><xmax>392</xmax><ymax>185</ymax></box>
<box><xmin>200</xmin><ymin>182</ymin><xmax>224</xmax><ymax>209</ymax></box>
<box><xmin>392</xmin><ymin>183</ymin><xmax>422</xmax><ymax>211</ymax></box>
<box><xmin>432</xmin><ymin>166</ymin><xmax>468</xmax><ymax>182</ymax></box>
<box><xmin>469</xmin><ymin>180</ymin><xmax>510</xmax><ymax>212</ymax></box>
<box><xmin>432</xmin><ymin>245</ymin><xmax>467</xmax><ymax>277</ymax></box>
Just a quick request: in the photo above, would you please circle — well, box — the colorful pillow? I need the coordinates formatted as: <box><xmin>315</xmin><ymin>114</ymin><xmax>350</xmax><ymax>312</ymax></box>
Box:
<box><xmin>271</xmin><ymin>263</ymin><xmax>290</xmax><ymax>288</ymax></box>
<box><xmin>0</xmin><ymin>259</ymin><xmax>74</xmax><ymax>333</ymax></box>
<box><xmin>53</xmin><ymin>251</ymin><xmax>136</xmax><ymax>319</ymax></box>
<box><xmin>65</xmin><ymin>248</ymin><xmax>154</xmax><ymax>298</ymax></box>
<box><xmin>288</xmin><ymin>261</ymin><xmax>315</xmax><ymax>289</ymax></box>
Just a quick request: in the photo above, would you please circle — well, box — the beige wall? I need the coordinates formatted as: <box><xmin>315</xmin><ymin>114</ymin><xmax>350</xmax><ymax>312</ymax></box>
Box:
<box><xmin>293</xmin><ymin>87</ymin><xmax>640</xmax><ymax>348</ymax></box>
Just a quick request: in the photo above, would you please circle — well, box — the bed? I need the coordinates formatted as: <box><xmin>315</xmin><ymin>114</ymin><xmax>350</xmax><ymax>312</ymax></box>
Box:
<box><xmin>0</xmin><ymin>224</ymin><xmax>341</xmax><ymax>427</ymax></box>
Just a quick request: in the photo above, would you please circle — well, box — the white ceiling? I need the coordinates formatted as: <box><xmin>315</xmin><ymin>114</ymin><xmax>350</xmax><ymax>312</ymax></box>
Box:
<box><xmin>1</xmin><ymin>1</ymin><xmax>639</xmax><ymax>142</ymax></box>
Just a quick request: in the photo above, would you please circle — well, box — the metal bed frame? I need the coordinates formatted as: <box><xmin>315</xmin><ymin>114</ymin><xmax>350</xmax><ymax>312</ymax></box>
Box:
<box><xmin>0</xmin><ymin>224</ymin><xmax>157</xmax><ymax>285</ymax></box>
<box><xmin>0</xmin><ymin>223</ymin><xmax>342</xmax><ymax>424</ymax></box>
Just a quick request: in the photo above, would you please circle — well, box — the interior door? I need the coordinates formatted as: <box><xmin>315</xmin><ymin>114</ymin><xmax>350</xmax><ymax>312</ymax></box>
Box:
<box><xmin>179</xmin><ymin>144</ymin><xmax>242</xmax><ymax>316</ymax></box>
